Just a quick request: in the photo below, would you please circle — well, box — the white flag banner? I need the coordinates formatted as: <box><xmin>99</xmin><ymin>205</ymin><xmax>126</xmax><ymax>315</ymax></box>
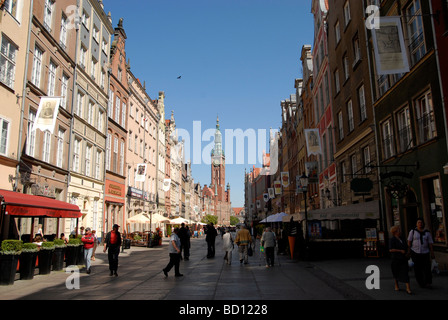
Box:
<box><xmin>371</xmin><ymin>16</ymin><xmax>410</xmax><ymax>75</ymax></box>
<box><xmin>305</xmin><ymin>128</ymin><xmax>322</xmax><ymax>156</ymax></box>
<box><xmin>32</xmin><ymin>97</ymin><xmax>61</xmax><ymax>134</ymax></box>
<box><xmin>268</xmin><ymin>188</ymin><xmax>275</xmax><ymax>199</ymax></box>
<box><xmin>135</xmin><ymin>164</ymin><xmax>147</xmax><ymax>182</ymax></box>
<box><xmin>163</xmin><ymin>179</ymin><xmax>171</xmax><ymax>191</ymax></box>
<box><xmin>263</xmin><ymin>193</ymin><xmax>269</xmax><ymax>202</ymax></box>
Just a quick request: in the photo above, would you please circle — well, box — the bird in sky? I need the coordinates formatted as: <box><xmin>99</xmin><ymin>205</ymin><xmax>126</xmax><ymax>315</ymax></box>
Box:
<box><xmin>177</xmin><ymin>76</ymin><xmax>182</xmax><ymax>79</ymax></box>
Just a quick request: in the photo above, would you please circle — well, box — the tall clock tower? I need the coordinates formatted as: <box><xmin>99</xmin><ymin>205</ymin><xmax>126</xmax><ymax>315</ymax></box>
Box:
<box><xmin>210</xmin><ymin>116</ymin><xmax>226</xmax><ymax>201</ymax></box>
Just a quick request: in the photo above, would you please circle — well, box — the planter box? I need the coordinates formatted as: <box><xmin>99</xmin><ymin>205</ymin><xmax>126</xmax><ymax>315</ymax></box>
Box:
<box><xmin>65</xmin><ymin>246</ymin><xmax>79</xmax><ymax>267</ymax></box>
<box><xmin>0</xmin><ymin>254</ymin><xmax>19</xmax><ymax>285</ymax></box>
<box><xmin>52</xmin><ymin>247</ymin><xmax>66</xmax><ymax>271</ymax></box>
<box><xmin>19</xmin><ymin>252</ymin><xmax>38</xmax><ymax>280</ymax></box>
<box><xmin>38</xmin><ymin>250</ymin><xmax>54</xmax><ymax>275</ymax></box>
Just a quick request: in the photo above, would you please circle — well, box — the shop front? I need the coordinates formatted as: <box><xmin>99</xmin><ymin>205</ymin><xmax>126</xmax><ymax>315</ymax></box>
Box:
<box><xmin>285</xmin><ymin>200</ymin><xmax>382</xmax><ymax>259</ymax></box>
<box><xmin>0</xmin><ymin>189</ymin><xmax>81</xmax><ymax>241</ymax></box>
<box><xmin>104</xmin><ymin>181</ymin><xmax>126</xmax><ymax>238</ymax></box>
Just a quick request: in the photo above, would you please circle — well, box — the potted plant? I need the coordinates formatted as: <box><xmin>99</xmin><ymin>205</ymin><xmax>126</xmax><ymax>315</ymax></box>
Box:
<box><xmin>0</xmin><ymin>240</ymin><xmax>22</xmax><ymax>285</ymax></box>
<box><xmin>52</xmin><ymin>239</ymin><xmax>66</xmax><ymax>271</ymax></box>
<box><xmin>19</xmin><ymin>243</ymin><xmax>38</xmax><ymax>280</ymax></box>
<box><xmin>38</xmin><ymin>241</ymin><xmax>54</xmax><ymax>275</ymax></box>
<box><xmin>76</xmin><ymin>235</ymin><xmax>85</xmax><ymax>266</ymax></box>
<box><xmin>65</xmin><ymin>238</ymin><xmax>81</xmax><ymax>267</ymax></box>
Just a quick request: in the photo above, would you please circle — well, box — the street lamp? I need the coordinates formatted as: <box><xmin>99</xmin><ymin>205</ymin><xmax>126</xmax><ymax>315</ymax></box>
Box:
<box><xmin>299</xmin><ymin>173</ymin><xmax>309</xmax><ymax>258</ymax></box>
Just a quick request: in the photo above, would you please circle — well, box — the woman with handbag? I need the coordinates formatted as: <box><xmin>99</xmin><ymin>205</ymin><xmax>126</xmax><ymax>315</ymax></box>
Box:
<box><xmin>235</xmin><ymin>225</ymin><xmax>252</xmax><ymax>264</ymax></box>
<box><xmin>389</xmin><ymin>226</ymin><xmax>412</xmax><ymax>294</ymax></box>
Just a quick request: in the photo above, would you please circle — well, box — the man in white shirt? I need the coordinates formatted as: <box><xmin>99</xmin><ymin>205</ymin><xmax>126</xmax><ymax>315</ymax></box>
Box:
<box><xmin>162</xmin><ymin>228</ymin><xmax>183</xmax><ymax>277</ymax></box>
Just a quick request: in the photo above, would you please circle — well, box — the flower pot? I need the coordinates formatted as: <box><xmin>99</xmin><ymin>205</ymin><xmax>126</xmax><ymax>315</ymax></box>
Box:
<box><xmin>77</xmin><ymin>246</ymin><xmax>85</xmax><ymax>265</ymax></box>
<box><xmin>19</xmin><ymin>251</ymin><xmax>38</xmax><ymax>280</ymax></box>
<box><xmin>0</xmin><ymin>254</ymin><xmax>19</xmax><ymax>285</ymax></box>
<box><xmin>65</xmin><ymin>246</ymin><xmax>79</xmax><ymax>267</ymax></box>
<box><xmin>52</xmin><ymin>247</ymin><xmax>66</xmax><ymax>271</ymax></box>
<box><xmin>38</xmin><ymin>250</ymin><xmax>54</xmax><ymax>275</ymax></box>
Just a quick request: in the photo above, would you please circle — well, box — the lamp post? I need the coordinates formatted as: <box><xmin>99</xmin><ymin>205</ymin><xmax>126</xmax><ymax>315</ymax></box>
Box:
<box><xmin>299</xmin><ymin>173</ymin><xmax>309</xmax><ymax>258</ymax></box>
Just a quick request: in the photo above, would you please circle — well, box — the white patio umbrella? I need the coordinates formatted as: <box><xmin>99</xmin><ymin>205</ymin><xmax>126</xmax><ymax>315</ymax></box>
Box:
<box><xmin>150</xmin><ymin>213</ymin><xmax>170</xmax><ymax>223</ymax></box>
<box><xmin>169</xmin><ymin>217</ymin><xmax>190</xmax><ymax>224</ymax></box>
<box><xmin>127</xmin><ymin>212</ymin><xmax>151</xmax><ymax>224</ymax></box>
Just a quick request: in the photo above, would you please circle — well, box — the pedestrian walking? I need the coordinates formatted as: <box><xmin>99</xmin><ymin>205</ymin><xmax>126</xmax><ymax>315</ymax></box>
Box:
<box><xmin>178</xmin><ymin>223</ymin><xmax>190</xmax><ymax>260</ymax></box>
<box><xmin>389</xmin><ymin>226</ymin><xmax>412</xmax><ymax>294</ymax></box>
<box><xmin>235</xmin><ymin>225</ymin><xmax>253</xmax><ymax>264</ymax></box>
<box><xmin>103</xmin><ymin>224</ymin><xmax>122</xmax><ymax>277</ymax></box>
<box><xmin>81</xmin><ymin>228</ymin><xmax>95</xmax><ymax>274</ymax></box>
<box><xmin>261</xmin><ymin>227</ymin><xmax>276</xmax><ymax>267</ymax></box>
<box><xmin>205</xmin><ymin>223</ymin><xmax>217</xmax><ymax>258</ymax></box>
<box><xmin>407</xmin><ymin>218</ymin><xmax>435</xmax><ymax>288</ymax></box>
<box><xmin>91</xmin><ymin>230</ymin><xmax>98</xmax><ymax>261</ymax></box>
<box><xmin>162</xmin><ymin>227</ymin><xmax>183</xmax><ymax>277</ymax></box>
<box><xmin>222</xmin><ymin>228</ymin><xmax>234</xmax><ymax>265</ymax></box>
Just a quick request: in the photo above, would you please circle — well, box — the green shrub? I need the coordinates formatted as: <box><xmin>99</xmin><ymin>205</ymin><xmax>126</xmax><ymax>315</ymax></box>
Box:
<box><xmin>22</xmin><ymin>243</ymin><xmax>38</xmax><ymax>253</ymax></box>
<box><xmin>0</xmin><ymin>240</ymin><xmax>23</xmax><ymax>255</ymax></box>
<box><xmin>40</xmin><ymin>241</ymin><xmax>55</xmax><ymax>250</ymax></box>
<box><xmin>67</xmin><ymin>238</ymin><xmax>82</xmax><ymax>246</ymax></box>
<box><xmin>53</xmin><ymin>239</ymin><xmax>66</xmax><ymax>248</ymax></box>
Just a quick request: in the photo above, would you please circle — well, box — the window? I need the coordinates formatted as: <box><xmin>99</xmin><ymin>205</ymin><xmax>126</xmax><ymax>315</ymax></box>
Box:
<box><xmin>341</xmin><ymin>161</ymin><xmax>346</xmax><ymax>183</ymax></box>
<box><xmin>334</xmin><ymin>69</ymin><xmax>340</xmax><ymax>94</ymax></box>
<box><xmin>415</xmin><ymin>90</ymin><xmax>436</xmax><ymax>143</ymax></box>
<box><xmin>44</xmin><ymin>0</ymin><xmax>54</xmax><ymax>32</ymax></box>
<box><xmin>397</xmin><ymin>107</ymin><xmax>413</xmax><ymax>153</ymax></box>
<box><xmin>108</xmin><ymin>89</ymin><xmax>114</xmax><ymax>117</ymax></box>
<box><xmin>56</xmin><ymin>128</ymin><xmax>65</xmax><ymax>168</ymax></box>
<box><xmin>26</xmin><ymin>110</ymin><xmax>36</xmax><ymax>157</ymax></box>
<box><xmin>81</xmin><ymin>9</ymin><xmax>89</xmax><ymax>29</ymax></box>
<box><xmin>343</xmin><ymin>53</ymin><xmax>350</xmax><ymax>81</ymax></box>
<box><xmin>353</xmin><ymin>35</ymin><xmax>361</xmax><ymax>66</ymax></box>
<box><xmin>90</xmin><ymin>58</ymin><xmax>97</xmax><ymax>80</ymax></box>
<box><xmin>3</xmin><ymin>0</ymin><xmax>18</xmax><ymax>19</ymax></box>
<box><xmin>344</xmin><ymin>1</ymin><xmax>351</xmax><ymax>27</ymax></box>
<box><xmin>75</xmin><ymin>92</ymin><xmax>84</xmax><ymax>117</ymax></box>
<box><xmin>350</xmin><ymin>154</ymin><xmax>357</xmax><ymax>178</ymax></box>
<box><xmin>335</xmin><ymin>21</ymin><xmax>341</xmax><ymax>44</ymax></box>
<box><xmin>382</xmin><ymin>119</ymin><xmax>395</xmax><ymax>159</ymax></box>
<box><xmin>97</xmin><ymin>110</ymin><xmax>104</xmax><ymax>132</ymax></box>
<box><xmin>73</xmin><ymin>137</ymin><xmax>81</xmax><ymax>172</ymax></box>
<box><xmin>118</xmin><ymin>67</ymin><xmax>122</xmax><ymax>82</ymax></box>
<box><xmin>363</xmin><ymin>146</ymin><xmax>371</xmax><ymax>173</ymax></box>
<box><xmin>100</xmin><ymin>70</ymin><xmax>105</xmax><ymax>89</ymax></box>
<box><xmin>87</xmin><ymin>101</ymin><xmax>94</xmax><ymax>125</ymax></box>
<box><xmin>113</xmin><ymin>136</ymin><xmax>118</xmax><ymax>172</ymax></box>
<box><xmin>102</xmin><ymin>38</ymin><xmax>108</xmax><ymax>53</ymax></box>
<box><xmin>115</xmin><ymin>96</ymin><xmax>120</xmax><ymax>123</ymax></box>
<box><xmin>347</xmin><ymin>100</ymin><xmax>354</xmax><ymax>132</ymax></box>
<box><xmin>106</xmin><ymin>133</ymin><xmax>111</xmax><ymax>171</ymax></box>
<box><xmin>121</xmin><ymin>101</ymin><xmax>126</xmax><ymax>127</ymax></box>
<box><xmin>61</xmin><ymin>74</ymin><xmax>69</xmax><ymax>109</ymax></box>
<box><xmin>79</xmin><ymin>46</ymin><xmax>87</xmax><ymax>68</ymax></box>
<box><xmin>85</xmin><ymin>144</ymin><xmax>92</xmax><ymax>176</ymax></box>
<box><xmin>406</xmin><ymin>0</ymin><xmax>426</xmax><ymax>66</ymax></box>
<box><xmin>31</xmin><ymin>46</ymin><xmax>43</xmax><ymax>87</ymax></box>
<box><xmin>0</xmin><ymin>117</ymin><xmax>10</xmax><ymax>156</ymax></box>
<box><xmin>0</xmin><ymin>36</ymin><xmax>17</xmax><ymax>88</ymax></box>
<box><xmin>120</xmin><ymin>141</ymin><xmax>124</xmax><ymax>176</ymax></box>
<box><xmin>47</xmin><ymin>61</ymin><xmax>57</xmax><ymax>96</ymax></box>
<box><xmin>358</xmin><ymin>85</ymin><xmax>367</xmax><ymax>121</ymax></box>
<box><xmin>92</xmin><ymin>26</ymin><xmax>99</xmax><ymax>43</ymax></box>
<box><xmin>338</xmin><ymin>111</ymin><xmax>344</xmax><ymax>140</ymax></box>
<box><xmin>60</xmin><ymin>14</ymin><xmax>68</xmax><ymax>49</ymax></box>
<box><xmin>42</xmin><ymin>130</ymin><xmax>51</xmax><ymax>163</ymax></box>
<box><xmin>95</xmin><ymin>150</ymin><xmax>101</xmax><ymax>180</ymax></box>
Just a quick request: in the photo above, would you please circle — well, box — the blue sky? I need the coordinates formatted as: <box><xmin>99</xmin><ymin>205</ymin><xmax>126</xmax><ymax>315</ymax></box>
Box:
<box><xmin>103</xmin><ymin>0</ymin><xmax>315</xmax><ymax>207</ymax></box>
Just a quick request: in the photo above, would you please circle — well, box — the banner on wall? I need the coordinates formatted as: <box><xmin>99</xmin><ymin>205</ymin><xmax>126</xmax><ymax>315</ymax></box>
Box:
<box><xmin>32</xmin><ymin>97</ymin><xmax>61</xmax><ymax>134</ymax></box>
<box><xmin>304</xmin><ymin>128</ymin><xmax>322</xmax><ymax>156</ymax></box>
<box><xmin>135</xmin><ymin>164</ymin><xmax>147</xmax><ymax>182</ymax></box>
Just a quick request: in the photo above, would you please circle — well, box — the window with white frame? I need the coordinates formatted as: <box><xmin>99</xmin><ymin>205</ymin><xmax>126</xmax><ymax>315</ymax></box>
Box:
<box><xmin>95</xmin><ymin>150</ymin><xmax>101</xmax><ymax>180</ymax></box>
<box><xmin>60</xmin><ymin>14</ymin><xmax>68</xmax><ymax>49</ymax></box>
<box><xmin>85</xmin><ymin>144</ymin><xmax>92</xmax><ymax>176</ymax></box>
<box><xmin>73</xmin><ymin>137</ymin><xmax>81</xmax><ymax>172</ymax></box>
<box><xmin>115</xmin><ymin>96</ymin><xmax>120</xmax><ymax>123</ymax></box>
<box><xmin>87</xmin><ymin>101</ymin><xmax>94</xmax><ymax>125</ymax></box>
<box><xmin>0</xmin><ymin>117</ymin><xmax>10</xmax><ymax>156</ymax></box>
<box><xmin>47</xmin><ymin>61</ymin><xmax>57</xmax><ymax>96</ymax></box>
<box><xmin>79</xmin><ymin>45</ymin><xmax>87</xmax><ymax>68</ymax></box>
<box><xmin>347</xmin><ymin>99</ymin><xmax>354</xmax><ymax>132</ymax></box>
<box><xmin>334</xmin><ymin>69</ymin><xmax>340</xmax><ymax>94</ymax></box>
<box><xmin>56</xmin><ymin>128</ymin><xmax>65</xmax><ymax>168</ymax></box>
<box><xmin>121</xmin><ymin>101</ymin><xmax>126</xmax><ymax>127</ymax></box>
<box><xmin>44</xmin><ymin>0</ymin><xmax>54</xmax><ymax>32</ymax></box>
<box><xmin>26</xmin><ymin>110</ymin><xmax>36</xmax><ymax>157</ymax></box>
<box><xmin>381</xmin><ymin>119</ymin><xmax>395</xmax><ymax>159</ymax></box>
<box><xmin>415</xmin><ymin>90</ymin><xmax>437</xmax><ymax>143</ymax></box>
<box><xmin>353</xmin><ymin>35</ymin><xmax>361</xmax><ymax>66</ymax></box>
<box><xmin>341</xmin><ymin>161</ymin><xmax>346</xmax><ymax>183</ymax></box>
<box><xmin>90</xmin><ymin>58</ymin><xmax>97</xmax><ymax>80</ymax></box>
<box><xmin>113</xmin><ymin>136</ymin><xmax>118</xmax><ymax>172</ymax></box>
<box><xmin>0</xmin><ymin>36</ymin><xmax>17</xmax><ymax>89</ymax></box>
<box><xmin>343</xmin><ymin>53</ymin><xmax>349</xmax><ymax>81</ymax></box>
<box><xmin>120</xmin><ymin>140</ymin><xmax>124</xmax><ymax>175</ymax></box>
<box><xmin>92</xmin><ymin>26</ymin><xmax>99</xmax><ymax>43</ymax></box>
<box><xmin>97</xmin><ymin>110</ymin><xmax>104</xmax><ymax>132</ymax></box>
<box><xmin>108</xmin><ymin>89</ymin><xmax>114</xmax><ymax>117</ymax></box>
<box><xmin>406</xmin><ymin>0</ymin><xmax>426</xmax><ymax>66</ymax></box>
<box><xmin>335</xmin><ymin>20</ymin><xmax>341</xmax><ymax>44</ymax></box>
<box><xmin>3</xmin><ymin>0</ymin><xmax>19</xmax><ymax>19</ymax></box>
<box><xmin>75</xmin><ymin>92</ymin><xmax>84</xmax><ymax>117</ymax></box>
<box><xmin>61</xmin><ymin>74</ymin><xmax>69</xmax><ymax>109</ymax></box>
<box><xmin>31</xmin><ymin>46</ymin><xmax>43</xmax><ymax>87</ymax></box>
<box><xmin>358</xmin><ymin>85</ymin><xmax>367</xmax><ymax>121</ymax></box>
<box><xmin>92</xmin><ymin>200</ymin><xmax>98</xmax><ymax>230</ymax></box>
<box><xmin>106</xmin><ymin>133</ymin><xmax>111</xmax><ymax>171</ymax></box>
<box><xmin>397</xmin><ymin>106</ymin><xmax>413</xmax><ymax>153</ymax></box>
<box><xmin>350</xmin><ymin>154</ymin><xmax>357</xmax><ymax>178</ymax></box>
<box><xmin>81</xmin><ymin>9</ymin><xmax>89</xmax><ymax>29</ymax></box>
<box><xmin>42</xmin><ymin>130</ymin><xmax>51</xmax><ymax>163</ymax></box>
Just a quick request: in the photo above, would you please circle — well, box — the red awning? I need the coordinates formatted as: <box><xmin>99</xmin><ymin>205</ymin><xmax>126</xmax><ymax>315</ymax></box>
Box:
<box><xmin>0</xmin><ymin>189</ymin><xmax>81</xmax><ymax>218</ymax></box>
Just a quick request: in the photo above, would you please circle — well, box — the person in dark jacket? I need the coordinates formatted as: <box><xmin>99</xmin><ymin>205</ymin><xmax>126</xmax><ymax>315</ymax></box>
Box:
<box><xmin>389</xmin><ymin>225</ymin><xmax>412</xmax><ymax>294</ymax></box>
<box><xmin>103</xmin><ymin>224</ymin><xmax>122</xmax><ymax>276</ymax></box>
<box><xmin>205</xmin><ymin>223</ymin><xmax>217</xmax><ymax>258</ymax></box>
<box><xmin>178</xmin><ymin>223</ymin><xmax>190</xmax><ymax>260</ymax></box>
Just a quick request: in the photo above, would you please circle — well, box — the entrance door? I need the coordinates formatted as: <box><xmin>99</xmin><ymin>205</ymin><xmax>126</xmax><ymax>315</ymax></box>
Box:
<box><xmin>403</xmin><ymin>190</ymin><xmax>418</xmax><ymax>237</ymax></box>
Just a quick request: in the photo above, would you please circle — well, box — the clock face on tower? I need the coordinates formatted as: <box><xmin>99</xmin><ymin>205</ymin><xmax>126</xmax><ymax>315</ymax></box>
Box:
<box><xmin>212</xmin><ymin>156</ymin><xmax>221</xmax><ymax>166</ymax></box>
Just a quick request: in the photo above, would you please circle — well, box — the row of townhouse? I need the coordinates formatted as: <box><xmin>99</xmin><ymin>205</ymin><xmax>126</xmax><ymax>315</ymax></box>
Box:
<box><xmin>245</xmin><ymin>0</ymin><xmax>448</xmax><ymax>263</ymax></box>
<box><xmin>0</xmin><ymin>0</ymin><xmax>200</xmax><ymax>242</ymax></box>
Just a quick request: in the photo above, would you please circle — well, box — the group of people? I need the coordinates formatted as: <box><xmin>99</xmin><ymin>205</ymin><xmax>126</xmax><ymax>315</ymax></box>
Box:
<box><xmin>162</xmin><ymin>223</ymin><xmax>278</xmax><ymax>277</ymax></box>
<box><xmin>389</xmin><ymin>218</ymin><xmax>436</xmax><ymax>295</ymax></box>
